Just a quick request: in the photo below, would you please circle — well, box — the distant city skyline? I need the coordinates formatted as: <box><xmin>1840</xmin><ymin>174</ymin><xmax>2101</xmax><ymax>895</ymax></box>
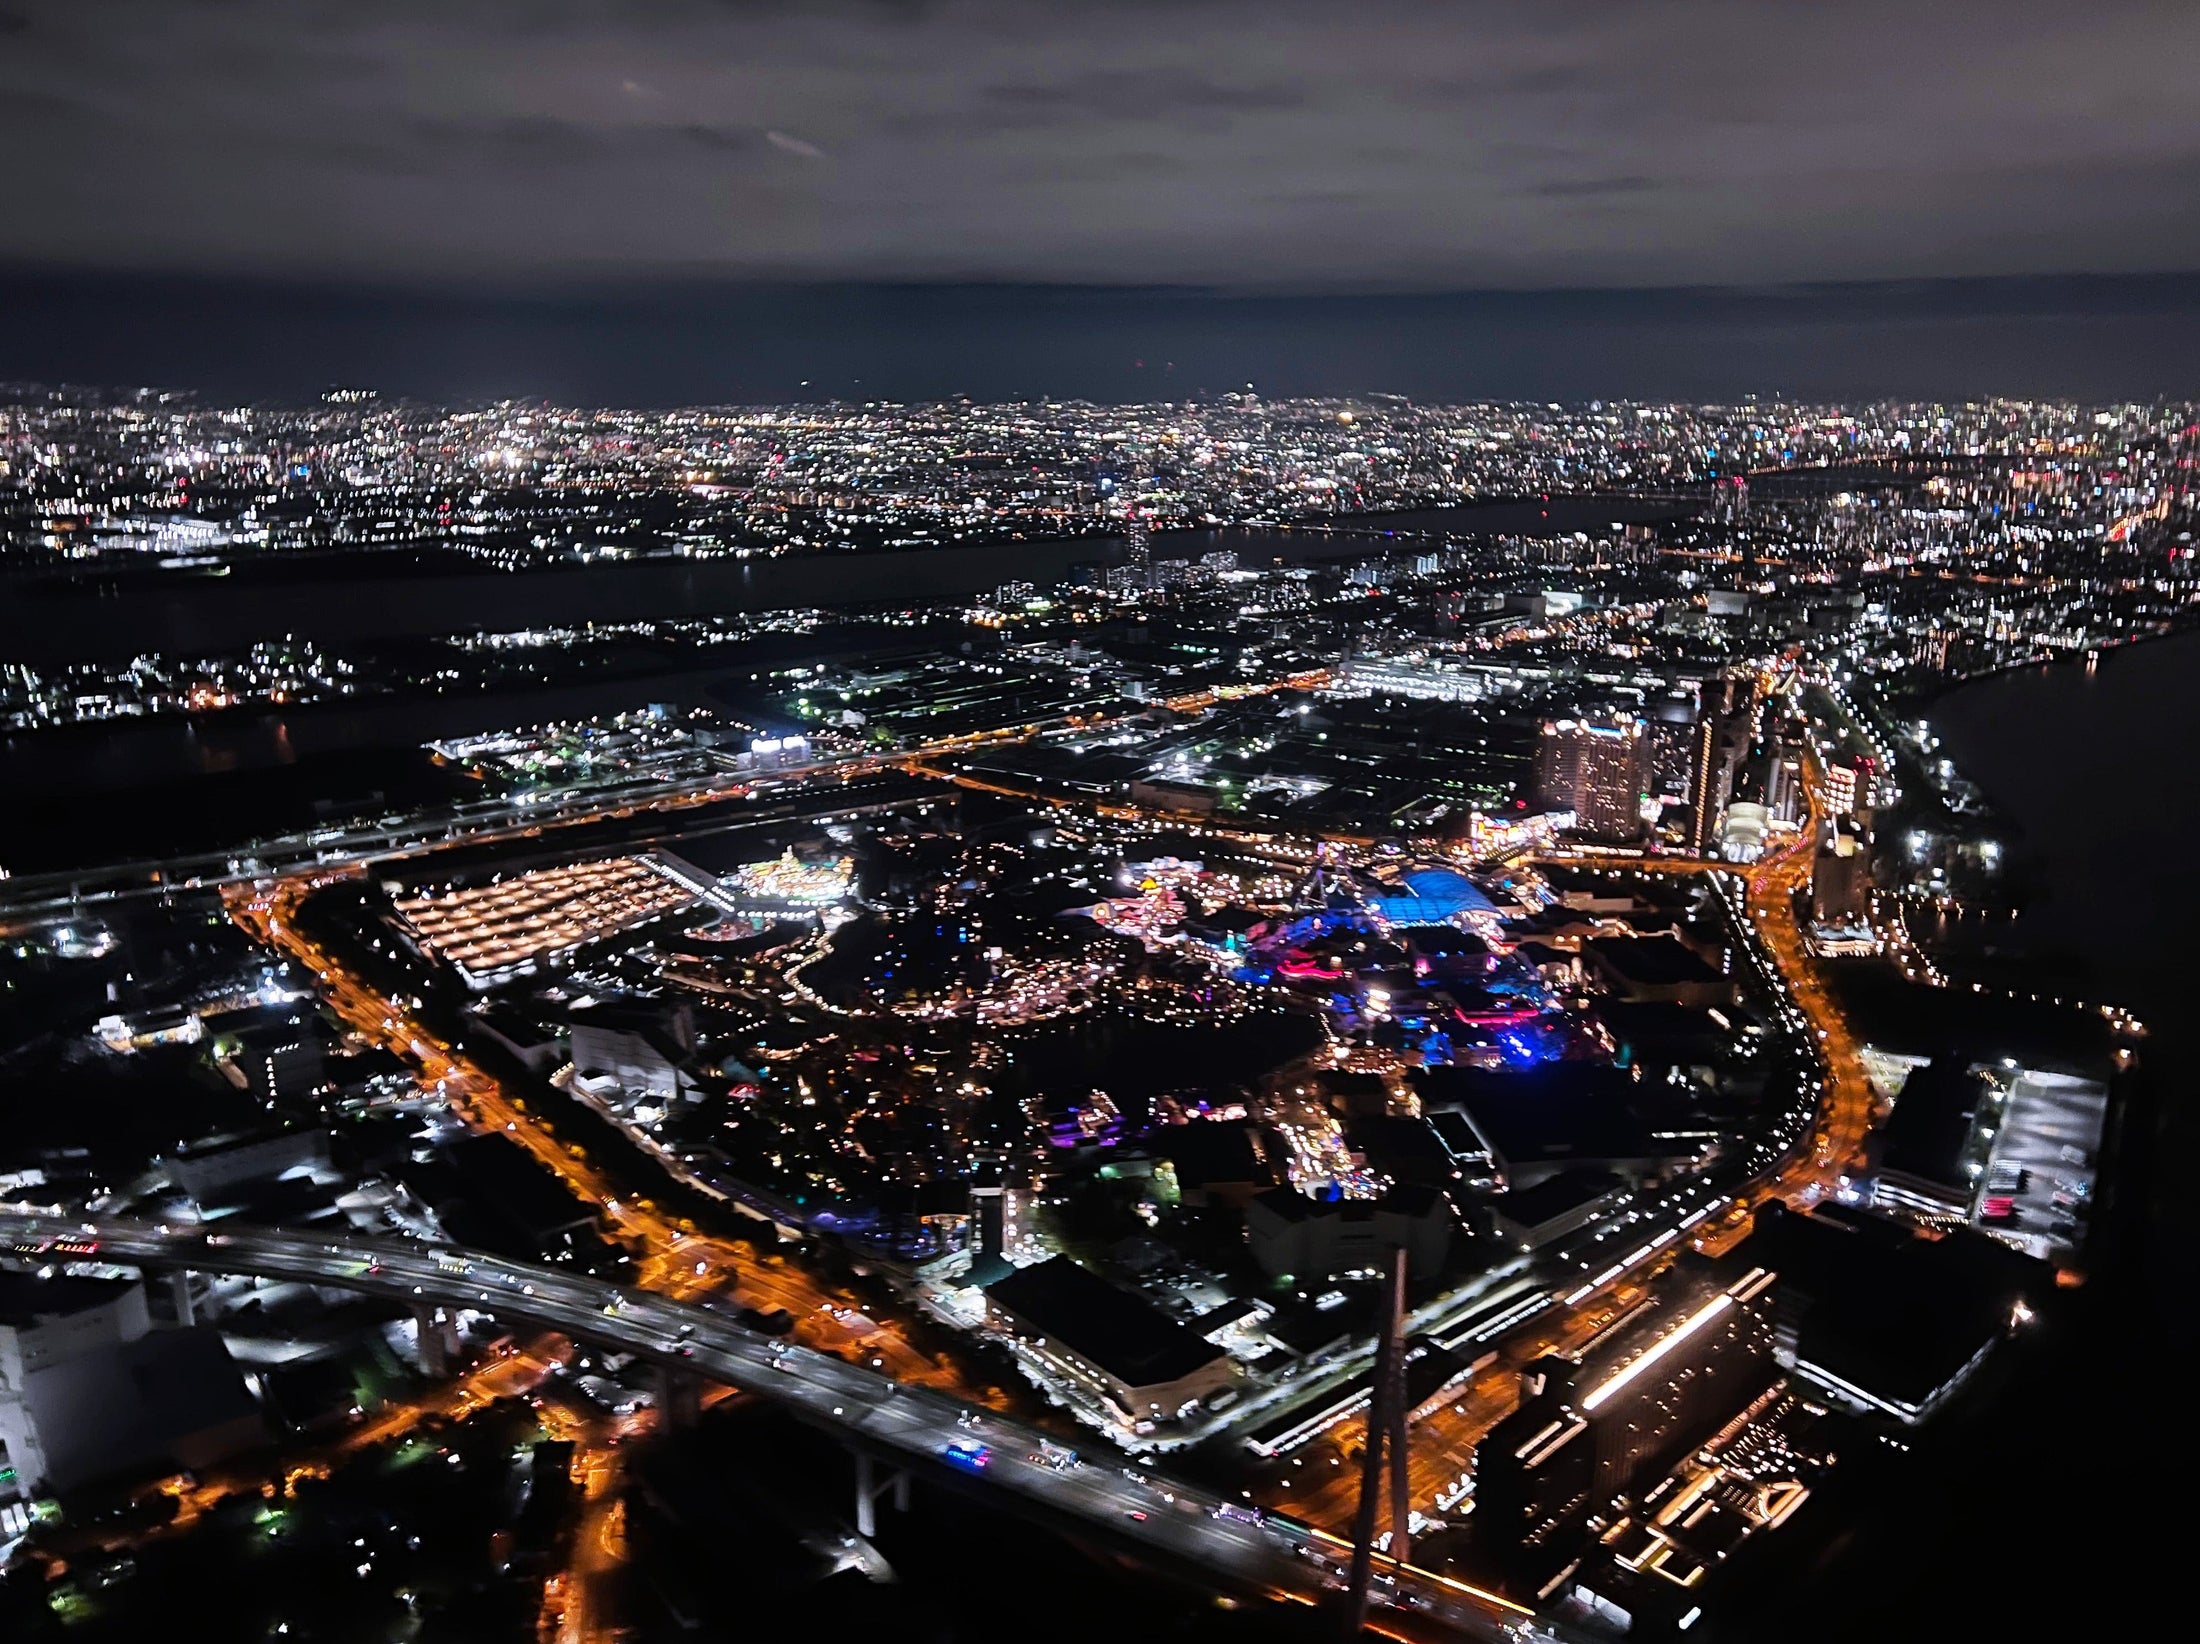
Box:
<box><xmin>9</xmin><ymin>1</ymin><xmax>2200</xmax><ymax>404</ymax></box>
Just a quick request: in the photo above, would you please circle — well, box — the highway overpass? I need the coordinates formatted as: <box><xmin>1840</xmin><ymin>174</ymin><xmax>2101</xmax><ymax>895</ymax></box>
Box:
<box><xmin>0</xmin><ymin>1207</ymin><xmax>1543</xmax><ymax>1642</ymax></box>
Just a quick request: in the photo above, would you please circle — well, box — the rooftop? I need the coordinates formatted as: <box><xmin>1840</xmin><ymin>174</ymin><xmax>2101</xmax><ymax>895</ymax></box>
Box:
<box><xmin>1493</xmin><ymin>1167</ymin><xmax>1627</xmax><ymax>1229</ymax></box>
<box><xmin>1741</xmin><ymin>1202</ymin><xmax>2043</xmax><ymax>1410</ymax></box>
<box><xmin>0</xmin><ymin>1270</ymin><xmax>139</xmax><ymax>1330</ymax></box>
<box><xmin>1584</xmin><ymin>933</ymin><xmax>1727</xmax><ymax>988</ymax></box>
<box><xmin>984</xmin><ymin>1255</ymin><xmax>1228</xmax><ymax>1392</ymax></box>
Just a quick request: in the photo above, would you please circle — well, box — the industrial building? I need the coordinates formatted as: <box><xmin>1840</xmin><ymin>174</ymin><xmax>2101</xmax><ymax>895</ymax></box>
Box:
<box><xmin>1474</xmin><ymin>1261</ymin><xmax>1779</xmax><ymax>1595</ymax></box>
<box><xmin>0</xmin><ymin>1273</ymin><xmax>262</xmax><ymax>1503</ymax></box>
<box><xmin>1242</xmin><ymin>1183</ymin><xmax>1452</xmax><ymax>1280</ymax></box>
<box><xmin>1739</xmin><ymin>1202</ymin><xmax>2042</xmax><ymax>1425</ymax></box>
<box><xmin>983</xmin><ymin>1256</ymin><xmax>1237</xmax><ymax>1428</ymax></box>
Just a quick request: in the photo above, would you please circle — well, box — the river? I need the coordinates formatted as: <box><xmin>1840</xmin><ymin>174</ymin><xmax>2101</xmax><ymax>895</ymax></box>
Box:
<box><xmin>1758</xmin><ymin>630</ymin><xmax>2199</xmax><ymax>1641</ymax></box>
<box><xmin>2</xmin><ymin>495</ymin><xmax>1678</xmax><ymax>801</ymax></box>
<box><xmin>1929</xmin><ymin>630</ymin><xmax>2200</xmax><ymax>1080</ymax></box>
<box><xmin>0</xmin><ymin>494</ymin><xmax>1677</xmax><ymax>667</ymax></box>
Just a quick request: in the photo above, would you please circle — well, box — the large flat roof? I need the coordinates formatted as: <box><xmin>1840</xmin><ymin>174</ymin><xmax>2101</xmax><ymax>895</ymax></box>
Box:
<box><xmin>984</xmin><ymin>1255</ymin><xmax>1226</xmax><ymax>1391</ymax></box>
<box><xmin>1880</xmin><ymin>1056</ymin><xmax>1985</xmax><ymax>1190</ymax></box>
<box><xmin>1585</xmin><ymin>934</ymin><xmax>1725</xmax><ymax>987</ymax></box>
<box><xmin>1741</xmin><ymin>1203</ymin><xmax>2043</xmax><ymax>1408</ymax></box>
<box><xmin>0</xmin><ymin>1270</ymin><xmax>138</xmax><ymax>1329</ymax></box>
<box><xmin>1416</xmin><ymin>1065</ymin><xmax>1689</xmax><ymax>1168</ymax></box>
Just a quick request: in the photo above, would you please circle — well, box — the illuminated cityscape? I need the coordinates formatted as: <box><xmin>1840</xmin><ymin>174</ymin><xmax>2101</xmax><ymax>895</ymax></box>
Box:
<box><xmin>1</xmin><ymin>4</ymin><xmax>2193</xmax><ymax>1642</ymax></box>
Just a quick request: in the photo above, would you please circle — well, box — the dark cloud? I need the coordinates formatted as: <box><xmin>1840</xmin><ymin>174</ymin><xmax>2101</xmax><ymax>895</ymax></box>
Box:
<box><xmin>975</xmin><ymin>68</ymin><xmax>1309</xmax><ymax>124</ymax></box>
<box><xmin>0</xmin><ymin>0</ymin><xmax>2195</xmax><ymax>294</ymax></box>
<box><xmin>1527</xmin><ymin>174</ymin><xmax>1662</xmax><ymax>199</ymax></box>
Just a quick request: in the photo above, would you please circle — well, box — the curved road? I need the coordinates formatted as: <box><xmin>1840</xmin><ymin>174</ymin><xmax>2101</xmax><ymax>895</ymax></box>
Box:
<box><xmin>0</xmin><ymin>1207</ymin><xmax>1540</xmax><ymax>1642</ymax></box>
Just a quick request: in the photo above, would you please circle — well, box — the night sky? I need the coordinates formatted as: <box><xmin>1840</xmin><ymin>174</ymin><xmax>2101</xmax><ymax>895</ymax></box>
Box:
<box><xmin>6</xmin><ymin>0</ymin><xmax>2199</xmax><ymax>401</ymax></box>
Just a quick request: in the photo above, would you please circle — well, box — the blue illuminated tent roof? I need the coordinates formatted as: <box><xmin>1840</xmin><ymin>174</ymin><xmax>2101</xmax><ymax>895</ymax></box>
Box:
<box><xmin>1367</xmin><ymin>867</ymin><xmax>1495</xmax><ymax>924</ymax></box>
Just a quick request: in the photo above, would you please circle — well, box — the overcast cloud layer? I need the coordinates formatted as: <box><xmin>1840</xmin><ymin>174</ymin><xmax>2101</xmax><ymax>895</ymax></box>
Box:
<box><xmin>7</xmin><ymin>0</ymin><xmax>2200</xmax><ymax>291</ymax></box>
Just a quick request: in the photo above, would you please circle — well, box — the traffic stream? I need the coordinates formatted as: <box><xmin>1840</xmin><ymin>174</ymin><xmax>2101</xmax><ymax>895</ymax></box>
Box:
<box><xmin>0</xmin><ymin>1209</ymin><xmax>1538</xmax><ymax>1642</ymax></box>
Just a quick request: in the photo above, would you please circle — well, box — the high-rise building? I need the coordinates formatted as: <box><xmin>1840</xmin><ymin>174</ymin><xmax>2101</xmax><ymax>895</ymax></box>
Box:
<box><xmin>1823</xmin><ymin>751</ymin><xmax>1882</xmax><ymax>822</ymax></box>
<box><xmin>1811</xmin><ymin>823</ymin><xmax>1873</xmax><ymax>926</ymax></box>
<box><xmin>1685</xmin><ymin>675</ymin><xmax>1752</xmax><ymax>855</ymax></box>
<box><xmin>1761</xmin><ymin>746</ymin><xmax>1801</xmax><ymax>826</ymax></box>
<box><xmin>1474</xmin><ymin>1263</ymin><xmax>1778</xmax><ymax>1593</ymax></box>
<box><xmin>1644</xmin><ymin>690</ymin><xmax>1700</xmax><ymax>797</ymax></box>
<box><xmin>1822</xmin><ymin>758</ymin><xmax>1858</xmax><ymax>820</ymax></box>
<box><xmin>1535</xmin><ymin>717</ymin><xmax>1648</xmax><ymax>840</ymax></box>
<box><xmin>1685</xmin><ymin>713</ymin><xmax>1723</xmax><ymax>854</ymax></box>
<box><xmin>1762</xmin><ymin>715</ymin><xmax>1808</xmax><ymax>827</ymax></box>
<box><xmin>1123</xmin><ymin>510</ymin><xmax>1151</xmax><ymax>586</ymax></box>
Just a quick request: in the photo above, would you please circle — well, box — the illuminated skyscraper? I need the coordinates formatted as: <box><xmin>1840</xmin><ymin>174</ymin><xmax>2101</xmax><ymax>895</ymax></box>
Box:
<box><xmin>1822</xmin><ymin>758</ymin><xmax>1858</xmax><ymax>820</ymax></box>
<box><xmin>1811</xmin><ymin>823</ymin><xmax>1873</xmax><ymax>925</ymax></box>
<box><xmin>1685</xmin><ymin>674</ymin><xmax>1751</xmax><ymax>855</ymax></box>
<box><xmin>1123</xmin><ymin>509</ymin><xmax>1151</xmax><ymax>586</ymax></box>
<box><xmin>1535</xmin><ymin>716</ymin><xmax>1648</xmax><ymax>840</ymax></box>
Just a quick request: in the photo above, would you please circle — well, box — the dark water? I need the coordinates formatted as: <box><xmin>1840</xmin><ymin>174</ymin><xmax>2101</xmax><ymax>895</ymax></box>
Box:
<box><xmin>1763</xmin><ymin>632</ymin><xmax>2199</xmax><ymax>1641</ymax></box>
<box><xmin>4</xmin><ymin>496</ymin><xmax>1674</xmax><ymax>800</ymax></box>
<box><xmin>1929</xmin><ymin>633</ymin><xmax>2200</xmax><ymax>1072</ymax></box>
<box><xmin>0</xmin><ymin>495</ymin><xmax>1674</xmax><ymax>668</ymax></box>
<box><xmin>3</xmin><ymin>661</ymin><xmax>752</xmax><ymax>802</ymax></box>
<box><xmin>0</xmin><ymin>537</ymin><xmax>1109</xmax><ymax>665</ymax></box>
<box><xmin>1926</xmin><ymin>629</ymin><xmax>2200</xmax><ymax>1319</ymax></box>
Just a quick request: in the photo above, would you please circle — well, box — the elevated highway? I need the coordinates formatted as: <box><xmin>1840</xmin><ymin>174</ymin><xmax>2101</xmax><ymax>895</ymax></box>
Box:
<box><xmin>1</xmin><ymin>1208</ymin><xmax>1542</xmax><ymax>1642</ymax></box>
<box><xmin>0</xmin><ymin>672</ymin><xmax>1333</xmax><ymax>926</ymax></box>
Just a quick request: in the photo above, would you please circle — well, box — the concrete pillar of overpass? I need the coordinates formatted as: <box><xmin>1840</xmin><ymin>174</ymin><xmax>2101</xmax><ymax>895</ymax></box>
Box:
<box><xmin>656</xmin><ymin>1365</ymin><xmax>702</xmax><ymax>1431</ymax></box>
<box><xmin>852</xmin><ymin>1452</ymin><xmax>908</xmax><ymax>1541</ymax></box>
<box><xmin>413</xmin><ymin>1303</ymin><xmax>454</xmax><ymax>1378</ymax></box>
<box><xmin>167</xmin><ymin>1268</ymin><xmax>196</xmax><ymax>1328</ymax></box>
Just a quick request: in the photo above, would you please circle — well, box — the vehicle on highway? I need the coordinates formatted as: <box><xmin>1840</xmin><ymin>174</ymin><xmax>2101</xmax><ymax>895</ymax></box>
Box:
<box><xmin>942</xmin><ymin>1441</ymin><xmax>991</xmax><ymax>1471</ymax></box>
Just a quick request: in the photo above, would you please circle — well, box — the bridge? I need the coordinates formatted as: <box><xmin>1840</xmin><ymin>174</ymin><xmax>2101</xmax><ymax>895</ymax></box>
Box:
<box><xmin>0</xmin><ymin>1207</ymin><xmax>1542</xmax><ymax>1642</ymax></box>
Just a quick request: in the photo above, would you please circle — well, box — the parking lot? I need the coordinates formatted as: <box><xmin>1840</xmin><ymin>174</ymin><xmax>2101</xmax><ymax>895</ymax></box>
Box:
<box><xmin>1975</xmin><ymin>1066</ymin><xmax>2107</xmax><ymax>1262</ymax></box>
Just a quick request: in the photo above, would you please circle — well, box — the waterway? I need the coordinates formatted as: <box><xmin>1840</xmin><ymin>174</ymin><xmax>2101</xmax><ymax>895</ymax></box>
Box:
<box><xmin>1929</xmin><ymin>629</ymin><xmax>2200</xmax><ymax>1078</ymax></box>
<box><xmin>1926</xmin><ymin>627</ymin><xmax>2200</xmax><ymax>1325</ymax></box>
<box><xmin>1749</xmin><ymin>630</ymin><xmax>2199</xmax><ymax>1642</ymax></box>
<box><xmin>0</xmin><ymin>494</ymin><xmax>1676</xmax><ymax>667</ymax></box>
<box><xmin>3</xmin><ymin>495</ymin><xmax>1677</xmax><ymax>802</ymax></box>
